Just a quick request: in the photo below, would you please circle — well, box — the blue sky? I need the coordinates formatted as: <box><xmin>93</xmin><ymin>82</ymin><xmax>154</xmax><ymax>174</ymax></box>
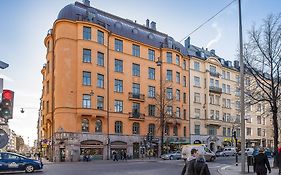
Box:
<box><xmin>0</xmin><ymin>0</ymin><xmax>280</xmax><ymax>145</ymax></box>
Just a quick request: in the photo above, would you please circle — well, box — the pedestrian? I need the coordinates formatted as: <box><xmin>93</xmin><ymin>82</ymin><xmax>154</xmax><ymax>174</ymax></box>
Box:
<box><xmin>188</xmin><ymin>154</ymin><xmax>211</xmax><ymax>175</ymax></box>
<box><xmin>113</xmin><ymin>151</ymin><xmax>118</xmax><ymax>161</ymax></box>
<box><xmin>123</xmin><ymin>151</ymin><xmax>127</xmax><ymax>161</ymax></box>
<box><xmin>254</xmin><ymin>147</ymin><xmax>271</xmax><ymax>175</ymax></box>
<box><xmin>181</xmin><ymin>148</ymin><xmax>198</xmax><ymax>175</ymax></box>
<box><xmin>277</xmin><ymin>144</ymin><xmax>281</xmax><ymax>175</ymax></box>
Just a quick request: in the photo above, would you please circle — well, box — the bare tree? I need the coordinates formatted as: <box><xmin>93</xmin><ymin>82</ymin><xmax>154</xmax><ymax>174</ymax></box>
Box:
<box><xmin>243</xmin><ymin>13</ymin><xmax>281</xmax><ymax>165</ymax></box>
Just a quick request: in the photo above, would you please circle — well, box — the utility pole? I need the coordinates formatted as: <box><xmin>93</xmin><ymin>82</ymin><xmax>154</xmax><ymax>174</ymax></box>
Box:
<box><xmin>238</xmin><ymin>0</ymin><xmax>246</xmax><ymax>173</ymax></box>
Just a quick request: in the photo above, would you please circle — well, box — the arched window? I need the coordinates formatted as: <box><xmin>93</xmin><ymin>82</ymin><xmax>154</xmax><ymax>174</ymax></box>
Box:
<box><xmin>148</xmin><ymin>123</ymin><xmax>155</xmax><ymax>136</ymax></box>
<box><xmin>82</xmin><ymin>118</ymin><xmax>89</xmax><ymax>132</ymax></box>
<box><xmin>95</xmin><ymin>119</ymin><xmax>102</xmax><ymax>132</ymax></box>
<box><xmin>173</xmin><ymin>126</ymin><xmax>178</xmax><ymax>136</ymax></box>
<box><xmin>115</xmin><ymin>121</ymin><xmax>123</xmax><ymax>134</ymax></box>
<box><xmin>132</xmin><ymin>122</ymin><xmax>140</xmax><ymax>134</ymax></box>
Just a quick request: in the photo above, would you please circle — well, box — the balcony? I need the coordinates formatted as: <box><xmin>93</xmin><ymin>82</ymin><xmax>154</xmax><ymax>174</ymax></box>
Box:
<box><xmin>128</xmin><ymin>92</ymin><xmax>145</xmax><ymax>102</ymax></box>
<box><xmin>129</xmin><ymin>112</ymin><xmax>145</xmax><ymax>121</ymax></box>
<box><xmin>205</xmin><ymin>118</ymin><xmax>221</xmax><ymax>127</ymax></box>
<box><xmin>209</xmin><ymin>71</ymin><xmax>220</xmax><ymax>78</ymax></box>
<box><xmin>209</xmin><ymin>86</ymin><xmax>222</xmax><ymax>94</ymax></box>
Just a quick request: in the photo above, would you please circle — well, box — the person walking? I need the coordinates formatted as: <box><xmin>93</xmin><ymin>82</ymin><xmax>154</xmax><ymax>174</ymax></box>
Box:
<box><xmin>254</xmin><ymin>147</ymin><xmax>271</xmax><ymax>175</ymax></box>
<box><xmin>277</xmin><ymin>144</ymin><xmax>281</xmax><ymax>175</ymax></box>
<box><xmin>188</xmin><ymin>154</ymin><xmax>211</xmax><ymax>175</ymax></box>
<box><xmin>113</xmin><ymin>151</ymin><xmax>118</xmax><ymax>161</ymax></box>
<box><xmin>181</xmin><ymin>148</ymin><xmax>198</xmax><ymax>175</ymax></box>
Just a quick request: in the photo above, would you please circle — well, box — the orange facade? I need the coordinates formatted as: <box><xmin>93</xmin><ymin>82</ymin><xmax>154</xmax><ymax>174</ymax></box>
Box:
<box><xmin>40</xmin><ymin>3</ymin><xmax>189</xmax><ymax>162</ymax></box>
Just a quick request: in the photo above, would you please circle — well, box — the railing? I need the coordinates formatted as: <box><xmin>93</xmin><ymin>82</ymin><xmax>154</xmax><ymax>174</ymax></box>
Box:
<box><xmin>209</xmin><ymin>86</ymin><xmax>222</xmax><ymax>94</ymax></box>
<box><xmin>128</xmin><ymin>92</ymin><xmax>145</xmax><ymax>101</ymax></box>
<box><xmin>129</xmin><ymin>112</ymin><xmax>145</xmax><ymax>120</ymax></box>
<box><xmin>209</xmin><ymin>71</ymin><xmax>220</xmax><ymax>78</ymax></box>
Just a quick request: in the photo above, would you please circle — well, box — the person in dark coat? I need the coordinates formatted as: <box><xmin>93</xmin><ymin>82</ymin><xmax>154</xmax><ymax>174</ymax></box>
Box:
<box><xmin>188</xmin><ymin>154</ymin><xmax>211</xmax><ymax>175</ymax></box>
<box><xmin>181</xmin><ymin>148</ymin><xmax>198</xmax><ymax>175</ymax></box>
<box><xmin>254</xmin><ymin>147</ymin><xmax>271</xmax><ymax>175</ymax></box>
<box><xmin>277</xmin><ymin>144</ymin><xmax>281</xmax><ymax>175</ymax></box>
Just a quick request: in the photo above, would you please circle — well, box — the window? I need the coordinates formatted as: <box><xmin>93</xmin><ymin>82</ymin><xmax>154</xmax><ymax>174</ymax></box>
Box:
<box><xmin>97</xmin><ymin>30</ymin><xmax>104</xmax><ymax>44</ymax></box>
<box><xmin>115</xmin><ymin>121</ymin><xmax>123</xmax><ymax>134</ymax></box>
<box><xmin>148</xmin><ymin>67</ymin><xmax>155</xmax><ymax>80</ymax></box>
<box><xmin>210</xmin><ymin>65</ymin><xmax>216</xmax><ymax>73</ymax></box>
<box><xmin>176</xmin><ymin>55</ymin><xmax>180</xmax><ymax>65</ymax></box>
<box><xmin>173</xmin><ymin>126</ymin><xmax>178</xmax><ymax>136</ymax></box>
<box><xmin>82</xmin><ymin>118</ymin><xmax>89</xmax><ymax>132</ymax></box>
<box><xmin>166</xmin><ymin>88</ymin><xmax>173</xmax><ymax>100</ymax></box>
<box><xmin>132</xmin><ymin>44</ymin><xmax>140</xmax><ymax>57</ymax></box>
<box><xmin>194</xmin><ymin>93</ymin><xmax>200</xmax><ymax>103</ymax></box>
<box><xmin>226</xmin><ymin>85</ymin><xmax>230</xmax><ymax>93</ymax></box>
<box><xmin>114</xmin><ymin>100</ymin><xmax>123</xmax><ymax>112</ymax></box>
<box><xmin>215</xmin><ymin>111</ymin><xmax>219</xmax><ymax>120</ymax></box>
<box><xmin>227</xmin><ymin>128</ymin><xmax>231</xmax><ymax>136</ymax></box>
<box><xmin>226</xmin><ymin>72</ymin><xmax>230</xmax><ymax>80</ymax></box>
<box><xmin>132</xmin><ymin>83</ymin><xmax>140</xmax><ymax>95</ymax></box>
<box><xmin>183</xmin><ymin>93</ymin><xmax>186</xmax><ymax>103</ymax></box>
<box><xmin>210</xmin><ymin>95</ymin><xmax>214</xmax><ymax>104</ymax></box>
<box><xmin>114</xmin><ymin>79</ymin><xmax>123</xmax><ymax>93</ymax></box>
<box><xmin>83</xmin><ymin>49</ymin><xmax>91</xmax><ymax>63</ymax></box>
<box><xmin>262</xmin><ymin>117</ymin><xmax>266</xmax><ymax>125</ymax></box>
<box><xmin>97</xmin><ymin>74</ymin><xmax>104</xmax><ymax>88</ymax></box>
<box><xmin>167</xmin><ymin>106</ymin><xmax>173</xmax><ymax>115</ymax></box>
<box><xmin>83</xmin><ymin>71</ymin><xmax>91</xmax><ymax>86</ymax></box>
<box><xmin>223</xmin><ymin>127</ymin><xmax>226</xmax><ymax>136</ymax></box>
<box><xmin>195</xmin><ymin>108</ymin><xmax>200</xmax><ymax>119</ymax></box>
<box><xmin>222</xmin><ymin>84</ymin><xmax>226</xmax><ymax>93</ymax></box>
<box><xmin>195</xmin><ymin>125</ymin><xmax>200</xmax><ymax>135</ymax></box>
<box><xmin>226</xmin><ymin>99</ymin><xmax>231</xmax><ymax>108</ymax></box>
<box><xmin>165</xmin><ymin>125</ymin><xmax>170</xmax><ymax>136</ymax></box>
<box><xmin>115</xmin><ymin>39</ymin><xmax>123</xmax><ymax>52</ymax></box>
<box><xmin>183</xmin><ymin>109</ymin><xmax>186</xmax><ymax>120</ymax></box>
<box><xmin>194</xmin><ymin>62</ymin><xmax>200</xmax><ymax>71</ymax></box>
<box><xmin>246</xmin><ymin>116</ymin><xmax>252</xmax><ymax>123</ymax></box>
<box><xmin>246</xmin><ymin>127</ymin><xmax>251</xmax><ymax>136</ymax></box>
<box><xmin>210</xmin><ymin>78</ymin><xmax>214</xmax><ymax>87</ymax></box>
<box><xmin>115</xmin><ymin>59</ymin><xmax>123</xmax><ymax>72</ymax></box>
<box><xmin>132</xmin><ymin>103</ymin><xmax>140</xmax><ymax>117</ymax></box>
<box><xmin>148</xmin><ymin>49</ymin><xmax>155</xmax><ymax>61</ymax></box>
<box><xmin>237</xmin><ymin>128</ymin><xmax>241</xmax><ymax>137</ymax></box>
<box><xmin>194</xmin><ymin>76</ymin><xmax>200</xmax><ymax>86</ymax></box>
<box><xmin>208</xmin><ymin>126</ymin><xmax>216</xmax><ymax>135</ymax></box>
<box><xmin>148</xmin><ymin>123</ymin><xmax>155</xmax><ymax>136</ymax></box>
<box><xmin>183</xmin><ymin>76</ymin><xmax>187</xmax><ymax>87</ymax></box>
<box><xmin>210</xmin><ymin>110</ymin><xmax>214</xmax><ymax>119</ymax></box>
<box><xmin>95</xmin><ymin>119</ymin><xmax>102</xmax><ymax>132</ymax></box>
<box><xmin>82</xmin><ymin>94</ymin><xmax>91</xmax><ymax>108</ymax></box>
<box><xmin>257</xmin><ymin>104</ymin><xmax>262</xmax><ymax>112</ymax></box>
<box><xmin>222</xmin><ymin>70</ymin><xmax>226</xmax><ymax>79</ymax></box>
<box><xmin>262</xmin><ymin>129</ymin><xmax>266</xmax><ymax>137</ymax></box>
<box><xmin>184</xmin><ymin>126</ymin><xmax>186</xmax><ymax>137</ymax></box>
<box><xmin>148</xmin><ymin>104</ymin><xmax>156</xmax><ymax>116</ymax></box>
<box><xmin>46</xmin><ymin>101</ymin><xmax>49</xmax><ymax>112</ymax></box>
<box><xmin>132</xmin><ymin>122</ymin><xmax>140</xmax><ymax>134</ymax></box>
<box><xmin>83</xmin><ymin>26</ymin><xmax>91</xmax><ymax>40</ymax></box>
<box><xmin>176</xmin><ymin>89</ymin><xmax>180</xmax><ymax>101</ymax></box>
<box><xmin>148</xmin><ymin>86</ymin><xmax>155</xmax><ymax>98</ymax></box>
<box><xmin>176</xmin><ymin>72</ymin><xmax>180</xmax><ymax>84</ymax></box>
<box><xmin>97</xmin><ymin>52</ymin><xmax>104</xmax><ymax>66</ymax></box>
<box><xmin>166</xmin><ymin>52</ymin><xmax>172</xmax><ymax>63</ymax></box>
<box><xmin>215</xmin><ymin>95</ymin><xmax>220</xmax><ymax>105</ymax></box>
<box><xmin>257</xmin><ymin>116</ymin><xmax>261</xmax><ymax>124</ymax></box>
<box><xmin>166</xmin><ymin>70</ymin><xmax>173</xmax><ymax>81</ymax></box>
<box><xmin>132</xmin><ymin>63</ymin><xmax>140</xmax><ymax>76</ymax></box>
<box><xmin>97</xmin><ymin>96</ymin><xmax>104</xmax><ymax>110</ymax></box>
<box><xmin>183</xmin><ymin>60</ymin><xmax>187</xmax><ymax>70</ymax></box>
<box><xmin>47</xmin><ymin>81</ymin><xmax>49</xmax><ymax>94</ymax></box>
<box><xmin>176</xmin><ymin>107</ymin><xmax>180</xmax><ymax>118</ymax></box>
<box><xmin>215</xmin><ymin>80</ymin><xmax>219</xmax><ymax>88</ymax></box>
<box><xmin>257</xmin><ymin>128</ymin><xmax>261</xmax><ymax>136</ymax></box>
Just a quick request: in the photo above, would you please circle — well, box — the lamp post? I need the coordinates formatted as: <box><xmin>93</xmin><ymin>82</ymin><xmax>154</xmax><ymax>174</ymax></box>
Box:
<box><xmin>156</xmin><ymin>55</ymin><xmax>164</xmax><ymax>156</ymax></box>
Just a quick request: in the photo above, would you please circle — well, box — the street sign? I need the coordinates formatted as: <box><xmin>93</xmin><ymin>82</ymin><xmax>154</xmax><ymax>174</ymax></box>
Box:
<box><xmin>0</xmin><ymin>129</ymin><xmax>8</xmax><ymax>149</ymax></box>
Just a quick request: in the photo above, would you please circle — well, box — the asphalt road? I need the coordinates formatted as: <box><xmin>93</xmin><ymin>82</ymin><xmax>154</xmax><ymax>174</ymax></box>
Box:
<box><xmin>2</xmin><ymin>156</ymin><xmax>239</xmax><ymax>175</ymax></box>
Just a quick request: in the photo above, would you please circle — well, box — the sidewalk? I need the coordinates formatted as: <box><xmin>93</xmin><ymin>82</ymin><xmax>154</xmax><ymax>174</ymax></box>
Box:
<box><xmin>218</xmin><ymin>159</ymin><xmax>279</xmax><ymax>175</ymax></box>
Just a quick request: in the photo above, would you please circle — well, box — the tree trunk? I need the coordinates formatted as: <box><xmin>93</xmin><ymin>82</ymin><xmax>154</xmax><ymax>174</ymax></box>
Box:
<box><xmin>272</xmin><ymin>107</ymin><xmax>279</xmax><ymax>167</ymax></box>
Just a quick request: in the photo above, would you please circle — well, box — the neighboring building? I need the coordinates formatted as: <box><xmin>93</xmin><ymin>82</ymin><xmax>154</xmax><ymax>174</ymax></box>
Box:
<box><xmin>40</xmin><ymin>1</ymin><xmax>189</xmax><ymax>162</ymax></box>
<box><xmin>16</xmin><ymin>136</ymin><xmax>25</xmax><ymax>153</ymax></box>
<box><xmin>6</xmin><ymin>129</ymin><xmax>17</xmax><ymax>152</ymax></box>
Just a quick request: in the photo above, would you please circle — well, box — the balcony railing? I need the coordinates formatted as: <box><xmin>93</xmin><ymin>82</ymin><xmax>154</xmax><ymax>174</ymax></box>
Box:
<box><xmin>209</xmin><ymin>71</ymin><xmax>220</xmax><ymax>78</ymax></box>
<box><xmin>128</xmin><ymin>92</ymin><xmax>145</xmax><ymax>101</ymax></box>
<box><xmin>129</xmin><ymin>112</ymin><xmax>145</xmax><ymax>120</ymax></box>
<box><xmin>209</xmin><ymin>86</ymin><xmax>222</xmax><ymax>94</ymax></box>
<box><xmin>205</xmin><ymin>118</ymin><xmax>222</xmax><ymax>127</ymax></box>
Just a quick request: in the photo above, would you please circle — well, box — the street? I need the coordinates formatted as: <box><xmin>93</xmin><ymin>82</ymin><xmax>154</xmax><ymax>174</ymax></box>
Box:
<box><xmin>1</xmin><ymin>156</ymin><xmax>239</xmax><ymax>175</ymax></box>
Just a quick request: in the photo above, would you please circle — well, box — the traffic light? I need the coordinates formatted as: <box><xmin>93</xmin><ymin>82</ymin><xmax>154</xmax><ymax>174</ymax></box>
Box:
<box><xmin>0</xmin><ymin>90</ymin><xmax>14</xmax><ymax>120</ymax></box>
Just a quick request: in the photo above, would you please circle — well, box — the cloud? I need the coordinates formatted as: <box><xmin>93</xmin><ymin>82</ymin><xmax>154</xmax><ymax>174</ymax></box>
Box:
<box><xmin>207</xmin><ymin>22</ymin><xmax>222</xmax><ymax>49</ymax></box>
<box><xmin>0</xmin><ymin>73</ymin><xmax>14</xmax><ymax>82</ymax></box>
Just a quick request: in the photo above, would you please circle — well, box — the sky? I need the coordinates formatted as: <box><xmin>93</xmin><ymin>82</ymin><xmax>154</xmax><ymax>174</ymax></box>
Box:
<box><xmin>0</xmin><ymin>0</ymin><xmax>280</xmax><ymax>146</ymax></box>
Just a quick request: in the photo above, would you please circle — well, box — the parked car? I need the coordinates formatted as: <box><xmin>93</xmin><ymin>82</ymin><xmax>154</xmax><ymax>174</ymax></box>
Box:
<box><xmin>161</xmin><ymin>151</ymin><xmax>182</xmax><ymax>160</ymax></box>
<box><xmin>253</xmin><ymin>148</ymin><xmax>273</xmax><ymax>157</ymax></box>
<box><xmin>215</xmin><ymin>150</ymin><xmax>223</xmax><ymax>157</ymax></box>
<box><xmin>245</xmin><ymin>148</ymin><xmax>254</xmax><ymax>156</ymax></box>
<box><xmin>0</xmin><ymin>152</ymin><xmax>43</xmax><ymax>173</ymax></box>
<box><xmin>219</xmin><ymin>147</ymin><xmax>237</xmax><ymax>156</ymax></box>
<box><xmin>181</xmin><ymin>144</ymin><xmax>216</xmax><ymax>162</ymax></box>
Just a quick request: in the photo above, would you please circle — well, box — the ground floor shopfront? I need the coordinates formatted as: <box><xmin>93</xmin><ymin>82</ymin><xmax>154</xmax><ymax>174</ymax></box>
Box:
<box><xmin>43</xmin><ymin>132</ymin><xmax>188</xmax><ymax>162</ymax></box>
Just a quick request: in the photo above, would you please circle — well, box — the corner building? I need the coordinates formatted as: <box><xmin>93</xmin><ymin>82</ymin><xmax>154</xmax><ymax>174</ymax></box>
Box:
<box><xmin>41</xmin><ymin>1</ymin><xmax>189</xmax><ymax>162</ymax></box>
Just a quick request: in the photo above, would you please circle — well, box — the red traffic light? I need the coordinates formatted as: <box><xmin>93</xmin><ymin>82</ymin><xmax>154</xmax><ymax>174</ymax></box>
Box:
<box><xmin>2</xmin><ymin>90</ymin><xmax>13</xmax><ymax>100</ymax></box>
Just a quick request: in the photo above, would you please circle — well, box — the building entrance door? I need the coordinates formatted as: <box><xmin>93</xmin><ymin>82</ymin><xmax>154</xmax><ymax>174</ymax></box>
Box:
<box><xmin>133</xmin><ymin>142</ymin><xmax>139</xmax><ymax>159</ymax></box>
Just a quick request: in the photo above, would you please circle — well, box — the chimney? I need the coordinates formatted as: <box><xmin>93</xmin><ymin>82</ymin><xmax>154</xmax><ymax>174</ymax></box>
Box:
<box><xmin>150</xmin><ymin>21</ymin><xmax>156</xmax><ymax>30</ymax></box>
<box><xmin>146</xmin><ymin>19</ymin><xmax>150</xmax><ymax>28</ymax></box>
<box><xmin>83</xmin><ymin>0</ymin><xmax>90</xmax><ymax>6</ymax></box>
<box><xmin>185</xmin><ymin>37</ymin><xmax>190</xmax><ymax>48</ymax></box>
<box><xmin>234</xmin><ymin>60</ymin><xmax>240</xmax><ymax>69</ymax></box>
<box><xmin>210</xmin><ymin>49</ymin><xmax>215</xmax><ymax>55</ymax></box>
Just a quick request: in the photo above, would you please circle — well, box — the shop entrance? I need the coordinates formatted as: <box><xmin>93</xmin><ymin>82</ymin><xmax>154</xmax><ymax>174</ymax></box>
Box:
<box><xmin>80</xmin><ymin>140</ymin><xmax>103</xmax><ymax>161</ymax></box>
<box><xmin>133</xmin><ymin>142</ymin><xmax>140</xmax><ymax>159</ymax></box>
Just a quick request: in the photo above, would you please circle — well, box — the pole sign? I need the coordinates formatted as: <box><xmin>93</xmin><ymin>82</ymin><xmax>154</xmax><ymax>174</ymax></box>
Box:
<box><xmin>0</xmin><ymin>129</ymin><xmax>8</xmax><ymax>149</ymax></box>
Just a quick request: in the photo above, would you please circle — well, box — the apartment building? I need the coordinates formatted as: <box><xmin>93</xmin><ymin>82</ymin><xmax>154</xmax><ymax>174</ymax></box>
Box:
<box><xmin>40</xmin><ymin>1</ymin><xmax>189</xmax><ymax>162</ymax></box>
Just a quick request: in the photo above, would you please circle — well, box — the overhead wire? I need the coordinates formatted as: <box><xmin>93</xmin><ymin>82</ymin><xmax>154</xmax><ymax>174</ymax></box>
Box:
<box><xmin>179</xmin><ymin>0</ymin><xmax>237</xmax><ymax>43</ymax></box>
